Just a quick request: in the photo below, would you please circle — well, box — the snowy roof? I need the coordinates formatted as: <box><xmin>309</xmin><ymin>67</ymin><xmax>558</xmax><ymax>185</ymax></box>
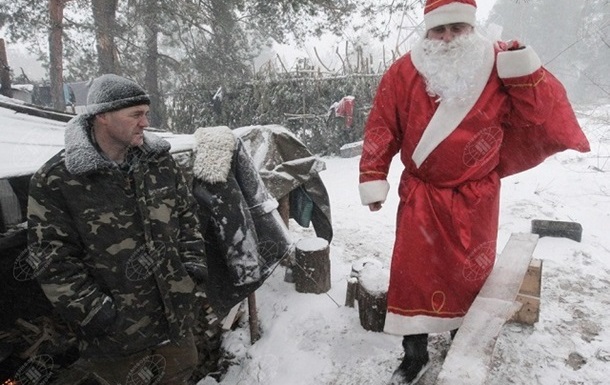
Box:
<box><xmin>0</xmin><ymin>95</ymin><xmax>195</xmax><ymax>179</ymax></box>
<box><xmin>11</xmin><ymin>84</ymin><xmax>34</xmax><ymax>92</ymax></box>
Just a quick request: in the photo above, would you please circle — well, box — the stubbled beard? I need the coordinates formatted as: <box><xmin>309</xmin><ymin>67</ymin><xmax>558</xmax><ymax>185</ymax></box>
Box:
<box><xmin>413</xmin><ymin>32</ymin><xmax>490</xmax><ymax>104</ymax></box>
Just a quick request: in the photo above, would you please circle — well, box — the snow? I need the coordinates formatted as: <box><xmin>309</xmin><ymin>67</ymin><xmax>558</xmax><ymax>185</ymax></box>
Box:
<box><xmin>203</xmin><ymin>103</ymin><xmax>610</xmax><ymax>385</ymax></box>
<box><xmin>296</xmin><ymin>237</ymin><xmax>329</xmax><ymax>252</ymax></box>
<box><xmin>359</xmin><ymin>266</ymin><xmax>390</xmax><ymax>296</ymax></box>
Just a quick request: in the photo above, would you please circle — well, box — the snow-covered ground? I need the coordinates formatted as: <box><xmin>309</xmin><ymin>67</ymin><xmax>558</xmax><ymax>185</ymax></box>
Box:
<box><xmin>203</xmin><ymin>102</ymin><xmax>610</xmax><ymax>385</ymax></box>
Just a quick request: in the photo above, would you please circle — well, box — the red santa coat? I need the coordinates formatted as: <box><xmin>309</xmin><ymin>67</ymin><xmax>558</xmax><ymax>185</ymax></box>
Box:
<box><xmin>359</xmin><ymin>41</ymin><xmax>590</xmax><ymax>335</ymax></box>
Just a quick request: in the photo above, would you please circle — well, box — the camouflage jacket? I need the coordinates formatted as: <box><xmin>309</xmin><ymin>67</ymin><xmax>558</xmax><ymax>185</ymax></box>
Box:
<box><xmin>27</xmin><ymin>114</ymin><xmax>206</xmax><ymax>358</ymax></box>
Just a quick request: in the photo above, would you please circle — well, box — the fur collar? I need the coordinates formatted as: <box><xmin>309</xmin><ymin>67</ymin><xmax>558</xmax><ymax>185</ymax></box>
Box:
<box><xmin>192</xmin><ymin>126</ymin><xmax>236</xmax><ymax>183</ymax></box>
<box><xmin>64</xmin><ymin>114</ymin><xmax>170</xmax><ymax>175</ymax></box>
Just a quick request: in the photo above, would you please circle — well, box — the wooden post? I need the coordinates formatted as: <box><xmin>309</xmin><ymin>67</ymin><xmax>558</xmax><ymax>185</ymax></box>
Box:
<box><xmin>278</xmin><ymin>194</ymin><xmax>294</xmax><ymax>282</ymax></box>
<box><xmin>248</xmin><ymin>293</ymin><xmax>260</xmax><ymax>344</ymax></box>
<box><xmin>0</xmin><ymin>38</ymin><xmax>13</xmax><ymax>98</ymax></box>
<box><xmin>345</xmin><ymin>277</ymin><xmax>358</xmax><ymax>307</ymax></box>
<box><xmin>293</xmin><ymin>237</ymin><xmax>330</xmax><ymax>294</ymax></box>
<box><xmin>277</xmin><ymin>195</ymin><xmax>290</xmax><ymax>227</ymax></box>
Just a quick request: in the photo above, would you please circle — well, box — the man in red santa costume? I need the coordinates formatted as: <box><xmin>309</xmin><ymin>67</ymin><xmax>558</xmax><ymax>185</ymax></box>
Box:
<box><xmin>358</xmin><ymin>0</ymin><xmax>590</xmax><ymax>384</ymax></box>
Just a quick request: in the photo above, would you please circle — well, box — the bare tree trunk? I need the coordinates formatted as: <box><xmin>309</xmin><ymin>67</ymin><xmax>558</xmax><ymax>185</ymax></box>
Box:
<box><xmin>92</xmin><ymin>0</ymin><xmax>119</xmax><ymax>75</ymax></box>
<box><xmin>142</xmin><ymin>0</ymin><xmax>164</xmax><ymax>128</ymax></box>
<box><xmin>0</xmin><ymin>39</ymin><xmax>13</xmax><ymax>98</ymax></box>
<box><xmin>49</xmin><ymin>0</ymin><xmax>65</xmax><ymax>111</ymax></box>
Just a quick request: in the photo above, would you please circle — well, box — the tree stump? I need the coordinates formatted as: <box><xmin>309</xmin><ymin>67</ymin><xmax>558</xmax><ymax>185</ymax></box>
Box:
<box><xmin>293</xmin><ymin>237</ymin><xmax>331</xmax><ymax>294</ymax></box>
<box><xmin>345</xmin><ymin>258</ymin><xmax>382</xmax><ymax>307</ymax></box>
<box><xmin>356</xmin><ymin>263</ymin><xmax>389</xmax><ymax>332</ymax></box>
<box><xmin>345</xmin><ymin>277</ymin><xmax>358</xmax><ymax>307</ymax></box>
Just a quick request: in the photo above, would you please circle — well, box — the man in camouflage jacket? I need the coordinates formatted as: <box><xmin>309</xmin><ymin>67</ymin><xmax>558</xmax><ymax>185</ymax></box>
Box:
<box><xmin>27</xmin><ymin>74</ymin><xmax>207</xmax><ymax>384</ymax></box>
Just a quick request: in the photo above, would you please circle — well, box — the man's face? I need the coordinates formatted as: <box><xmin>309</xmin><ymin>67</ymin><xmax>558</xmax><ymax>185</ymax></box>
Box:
<box><xmin>427</xmin><ymin>23</ymin><xmax>473</xmax><ymax>42</ymax></box>
<box><xmin>98</xmin><ymin>105</ymin><xmax>150</xmax><ymax>148</ymax></box>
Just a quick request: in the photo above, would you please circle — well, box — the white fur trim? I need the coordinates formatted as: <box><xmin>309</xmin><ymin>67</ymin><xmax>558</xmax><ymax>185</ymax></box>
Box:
<box><xmin>425</xmin><ymin>3</ymin><xmax>476</xmax><ymax>31</ymax></box>
<box><xmin>193</xmin><ymin>126</ymin><xmax>236</xmax><ymax>183</ymax></box>
<box><xmin>358</xmin><ymin>180</ymin><xmax>390</xmax><ymax>205</ymax></box>
<box><xmin>496</xmin><ymin>46</ymin><xmax>542</xmax><ymax>79</ymax></box>
<box><xmin>411</xmin><ymin>34</ymin><xmax>495</xmax><ymax>168</ymax></box>
<box><xmin>383</xmin><ymin>312</ymin><xmax>464</xmax><ymax>335</ymax></box>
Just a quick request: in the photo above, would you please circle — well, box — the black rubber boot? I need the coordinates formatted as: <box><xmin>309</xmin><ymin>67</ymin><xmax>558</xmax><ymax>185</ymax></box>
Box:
<box><xmin>450</xmin><ymin>328</ymin><xmax>458</xmax><ymax>340</ymax></box>
<box><xmin>389</xmin><ymin>333</ymin><xmax>430</xmax><ymax>385</ymax></box>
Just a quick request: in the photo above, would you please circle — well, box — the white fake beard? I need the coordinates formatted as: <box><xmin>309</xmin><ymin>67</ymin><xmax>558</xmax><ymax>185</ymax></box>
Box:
<box><xmin>414</xmin><ymin>32</ymin><xmax>490</xmax><ymax>104</ymax></box>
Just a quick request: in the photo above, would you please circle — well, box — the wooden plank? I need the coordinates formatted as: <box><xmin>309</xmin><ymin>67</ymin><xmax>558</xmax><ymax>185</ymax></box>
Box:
<box><xmin>435</xmin><ymin>233</ymin><xmax>539</xmax><ymax>385</ymax></box>
<box><xmin>511</xmin><ymin>293</ymin><xmax>540</xmax><ymax>325</ymax></box>
<box><xmin>0</xmin><ymin>99</ymin><xmax>74</xmax><ymax>122</ymax></box>
<box><xmin>478</xmin><ymin>233</ymin><xmax>539</xmax><ymax>300</ymax></box>
<box><xmin>518</xmin><ymin>258</ymin><xmax>542</xmax><ymax>297</ymax></box>
<box><xmin>509</xmin><ymin>258</ymin><xmax>543</xmax><ymax>325</ymax></box>
<box><xmin>436</xmin><ymin>298</ymin><xmax>522</xmax><ymax>385</ymax></box>
<box><xmin>221</xmin><ymin>302</ymin><xmax>243</xmax><ymax>331</ymax></box>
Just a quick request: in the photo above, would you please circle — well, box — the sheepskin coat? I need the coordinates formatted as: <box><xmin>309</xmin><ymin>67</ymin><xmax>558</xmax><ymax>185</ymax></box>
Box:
<box><xmin>192</xmin><ymin>126</ymin><xmax>293</xmax><ymax>316</ymax></box>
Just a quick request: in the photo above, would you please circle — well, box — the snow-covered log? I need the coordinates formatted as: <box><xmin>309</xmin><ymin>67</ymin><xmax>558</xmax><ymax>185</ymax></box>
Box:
<box><xmin>355</xmin><ymin>261</ymin><xmax>389</xmax><ymax>332</ymax></box>
<box><xmin>294</xmin><ymin>237</ymin><xmax>331</xmax><ymax>294</ymax></box>
<box><xmin>345</xmin><ymin>258</ymin><xmax>383</xmax><ymax>307</ymax></box>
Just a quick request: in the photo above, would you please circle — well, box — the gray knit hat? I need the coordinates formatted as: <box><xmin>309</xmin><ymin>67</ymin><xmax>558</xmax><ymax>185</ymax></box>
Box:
<box><xmin>85</xmin><ymin>74</ymin><xmax>150</xmax><ymax>116</ymax></box>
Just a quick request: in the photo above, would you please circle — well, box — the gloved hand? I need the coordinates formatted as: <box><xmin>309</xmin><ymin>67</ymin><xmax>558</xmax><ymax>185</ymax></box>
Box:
<box><xmin>497</xmin><ymin>39</ymin><xmax>525</xmax><ymax>51</ymax></box>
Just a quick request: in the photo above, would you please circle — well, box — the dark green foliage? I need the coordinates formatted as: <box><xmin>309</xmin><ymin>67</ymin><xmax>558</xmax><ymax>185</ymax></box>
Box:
<box><xmin>243</xmin><ymin>0</ymin><xmax>356</xmax><ymax>44</ymax></box>
<box><xmin>167</xmin><ymin>73</ymin><xmax>381</xmax><ymax>155</ymax></box>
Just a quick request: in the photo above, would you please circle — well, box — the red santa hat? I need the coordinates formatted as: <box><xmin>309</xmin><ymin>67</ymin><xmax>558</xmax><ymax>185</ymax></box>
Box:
<box><xmin>424</xmin><ymin>0</ymin><xmax>477</xmax><ymax>31</ymax></box>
